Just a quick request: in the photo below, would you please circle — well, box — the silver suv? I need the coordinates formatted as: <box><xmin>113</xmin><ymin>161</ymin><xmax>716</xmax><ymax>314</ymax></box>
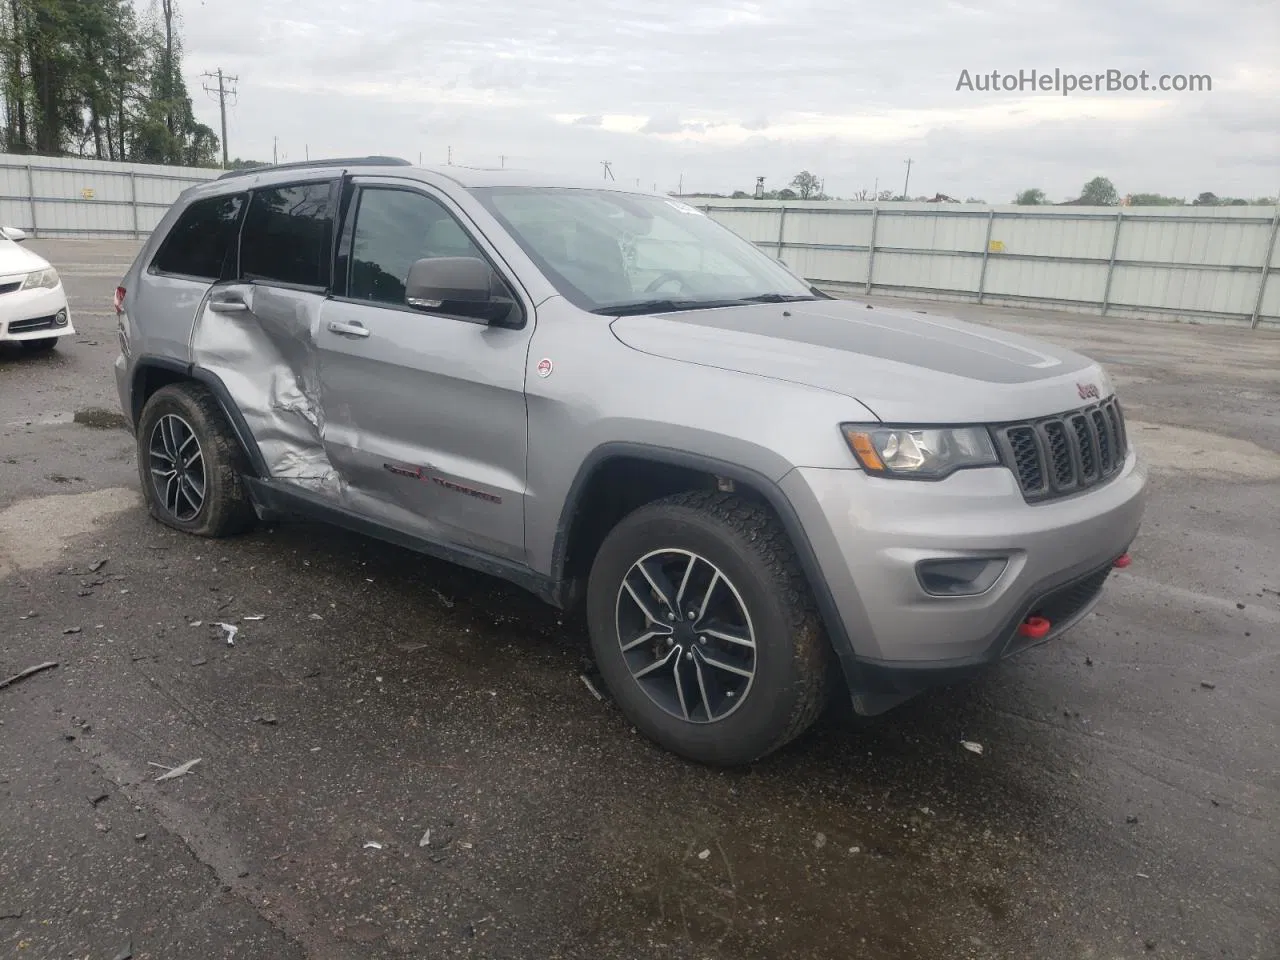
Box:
<box><xmin>114</xmin><ymin>157</ymin><xmax>1148</xmax><ymax>765</ymax></box>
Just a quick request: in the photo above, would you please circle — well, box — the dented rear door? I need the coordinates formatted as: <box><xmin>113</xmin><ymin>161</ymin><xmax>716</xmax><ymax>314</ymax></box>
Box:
<box><xmin>190</xmin><ymin>178</ymin><xmax>341</xmax><ymax>495</ymax></box>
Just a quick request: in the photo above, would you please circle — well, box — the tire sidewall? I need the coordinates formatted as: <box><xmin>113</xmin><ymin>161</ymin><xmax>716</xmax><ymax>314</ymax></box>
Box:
<box><xmin>587</xmin><ymin>505</ymin><xmax>812</xmax><ymax>765</ymax></box>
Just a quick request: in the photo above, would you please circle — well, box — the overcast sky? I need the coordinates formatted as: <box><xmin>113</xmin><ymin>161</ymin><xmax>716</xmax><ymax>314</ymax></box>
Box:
<box><xmin>172</xmin><ymin>0</ymin><xmax>1279</xmax><ymax>201</ymax></box>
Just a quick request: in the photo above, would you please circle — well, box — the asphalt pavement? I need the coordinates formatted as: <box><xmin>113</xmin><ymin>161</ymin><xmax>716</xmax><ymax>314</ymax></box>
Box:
<box><xmin>1</xmin><ymin>240</ymin><xmax>1277</xmax><ymax>960</ymax></box>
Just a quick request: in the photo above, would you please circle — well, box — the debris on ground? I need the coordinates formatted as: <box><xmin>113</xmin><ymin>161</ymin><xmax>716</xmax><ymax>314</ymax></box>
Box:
<box><xmin>418</xmin><ymin>829</ymin><xmax>432</xmax><ymax>848</ymax></box>
<box><xmin>0</xmin><ymin>661</ymin><xmax>59</xmax><ymax>691</ymax></box>
<box><xmin>18</xmin><ymin>612</ymin><xmax>37</xmax><ymax>620</ymax></box>
<box><xmin>0</xmin><ymin>908</ymin><xmax>23</xmax><ymax>920</ymax></box>
<box><xmin>1136</xmin><ymin>871</ymin><xmax>1150</xmax><ymax>879</ymax></box>
<box><xmin>89</xmin><ymin>792</ymin><xmax>109</xmax><ymax>807</ymax></box>
<box><xmin>242</xmin><ymin>615</ymin><xmax>265</xmax><ymax>621</ymax></box>
<box><xmin>191</xmin><ymin>658</ymin><xmax>207</xmax><ymax>667</ymax></box>
<box><xmin>579</xmin><ymin>673</ymin><xmax>604</xmax><ymax>701</ymax></box>
<box><xmin>62</xmin><ymin>626</ymin><xmax>81</xmax><ymax>635</ymax></box>
<box><xmin>215</xmin><ymin>622</ymin><xmax>238</xmax><ymax>646</ymax></box>
<box><xmin>814</xmin><ymin>832</ymin><xmax>827</xmax><ymax>849</ymax></box>
<box><xmin>152</xmin><ymin>758</ymin><xmax>202</xmax><ymax>782</ymax></box>
<box><xmin>1085</xmin><ymin>656</ymin><xmax>1094</xmax><ymax>666</ymax></box>
<box><xmin>961</xmin><ymin>740</ymin><xmax>984</xmax><ymax>755</ymax></box>
<box><xmin>253</xmin><ymin>715</ymin><xmax>278</xmax><ymax>726</ymax></box>
<box><xmin>308</xmin><ymin>613</ymin><xmax>323</xmax><ymax>620</ymax></box>
<box><xmin>433</xmin><ymin>589</ymin><xmax>455</xmax><ymax>608</ymax></box>
<box><xmin>1126</xmin><ymin>815</ymin><xmax>1139</xmax><ymax>824</ymax></box>
<box><xmin>1200</xmin><ymin>681</ymin><xmax>1216</xmax><ymax>690</ymax></box>
<box><xmin>697</xmin><ymin>849</ymin><xmax>711</xmax><ymax>860</ymax></box>
<box><xmin>363</xmin><ymin>841</ymin><xmax>383</xmax><ymax>850</ymax></box>
<box><xmin>88</xmin><ymin>559</ymin><xmax>107</xmax><ymax>572</ymax></box>
<box><xmin>189</xmin><ymin>620</ymin><xmax>203</xmax><ymax>628</ymax></box>
<box><xmin>110</xmin><ymin>940</ymin><xmax>133</xmax><ymax>960</ymax></box>
<box><xmin>134</xmin><ymin>833</ymin><xmax>147</xmax><ymax>843</ymax></box>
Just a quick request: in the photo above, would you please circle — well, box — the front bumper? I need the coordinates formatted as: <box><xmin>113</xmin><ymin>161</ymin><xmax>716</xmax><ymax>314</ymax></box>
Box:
<box><xmin>0</xmin><ymin>284</ymin><xmax>73</xmax><ymax>341</ymax></box>
<box><xmin>783</xmin><ymin>451</ymin><xmax>1147</xmax><ymax>706</ymax></box>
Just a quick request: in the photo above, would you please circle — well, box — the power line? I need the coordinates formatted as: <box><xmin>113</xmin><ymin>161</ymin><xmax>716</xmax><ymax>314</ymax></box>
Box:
<box><xmin>200</xmin><ymin>69</ymin><xmax>238</xmax><ymax>168</ymax></box>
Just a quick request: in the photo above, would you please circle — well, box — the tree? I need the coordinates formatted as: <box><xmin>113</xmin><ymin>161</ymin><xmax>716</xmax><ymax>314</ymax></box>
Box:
<box><xmin>790</xmin><ymin>170</ymin><xmax>821</xmax><ymax>200</ymax></box>
<box><xmin>1078</xmin><ymin>177</ymin><xmax>1119</xmax><ymax>206</ymax></box>
<box><xmin>776</xmin><ymin>187</ymin><xmax>798</xmax><ymax>200</ymax></box>
<box><xmin>0</xmin><ymin>0</ymin><xmax>217</xmax><ymax>164</ymax></box>
<box><xmin>1015</xmin><ymin>188</ymin><xmax>1046</xmax><ymax>205</ymax></box>
<box><xmin>876</xmin><ymin>189</ymin><xmax>893</xmax><ymax>201</ymax></box>
<box><xmin>1127</xmin><ymin>193</ymin><xmax>1184</xmax><ymax>206</ymax></box>
<box><xmin>1192</xmin><ymin>191</ymin><xmax>1219</xmax><ymax>206</ymax></box>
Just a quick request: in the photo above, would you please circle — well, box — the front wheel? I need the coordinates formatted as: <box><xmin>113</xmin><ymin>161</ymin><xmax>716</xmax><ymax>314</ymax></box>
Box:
<box><xmin>585</xmin><ymin>491</ymin><xmax>832</xmax><ymax>766</ymax></box>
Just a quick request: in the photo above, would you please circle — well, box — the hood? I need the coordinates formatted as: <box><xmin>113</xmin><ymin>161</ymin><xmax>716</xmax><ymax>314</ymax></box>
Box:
<box><xmin>0</xmin><ymin>239</ymin><xmax>51</xmax><ymax>281</ymax></box>
<box><xmin>610</xmin><ymin>298</ymin><xmax>1109</xmax><ymax>423</ymax></box>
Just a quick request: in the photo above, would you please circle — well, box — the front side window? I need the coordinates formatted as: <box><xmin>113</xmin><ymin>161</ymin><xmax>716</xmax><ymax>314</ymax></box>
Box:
<box><xmin>472</xmin><ymin>187</ymin><xmax>815</xmax><ymax>313</ymax></box>
<box><xmin>152</xmin><ymin>193</ymin><xmax>245</xmax><ymax>280</ymax></box>
<box><xmin>347</xmin><ymin>188</ymin><xmax>488</xmax><ymax>306</ymax></box>
<box><xmin>240</xmin><ymin>182</ymin><xmax>333</xmax><ymax>288</ymax></box>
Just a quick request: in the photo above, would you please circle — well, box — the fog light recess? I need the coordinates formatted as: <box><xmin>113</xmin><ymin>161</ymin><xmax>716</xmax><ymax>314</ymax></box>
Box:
<box><xmin>916</xmin><ymin>557</ymin><xmax>1008</xmax><ymax>597</ymax></box>
<box><xmin>54</xmin><ymin>310</ymin><xmax>68</xmax><ymax>326</ymax></box>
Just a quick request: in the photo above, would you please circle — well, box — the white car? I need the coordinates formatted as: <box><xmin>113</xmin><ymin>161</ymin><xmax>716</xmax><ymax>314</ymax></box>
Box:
<box><xmin>0</xmin><ymin>226</ymin><xmax>73</xmax><ymax>352</ymax></box>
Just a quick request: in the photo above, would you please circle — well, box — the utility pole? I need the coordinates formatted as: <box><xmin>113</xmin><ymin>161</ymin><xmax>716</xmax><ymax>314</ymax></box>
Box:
<box><xmin>601</xmin><ymin>161</ymin><xmax>614</xmax><ymax>181</ymax></box>
<box><xmin>873</xmin><ymin>177</ymin><xmax>878</xmax><ymax>199</ymax></box>
<box><xmin>447</xmin><ymin>145</ymin><xmax>452</xmax><ymax>165</ymax></box>
<box><xmin>678</xmin><ymin>173</ymin><xmax>683</xmax><ymax>194</ymax></box>
<box><xmin>499</xmin><ymin>154</ymin><xmax>506</xmax><ymax>169</ymax></box>
<box><xmin>273</xmin><ymin>136</ymin><xmax>278</xmax><ymax>165</ymax></box>
<box><xmin>200</xmin><ymin>68</ymin><xmax>238</xmax><ymax>168</ymax></box>
<box><xmin>902</xmin><ymin>158</ymin><xmax>913</xmax><ymax>200</ymax></box>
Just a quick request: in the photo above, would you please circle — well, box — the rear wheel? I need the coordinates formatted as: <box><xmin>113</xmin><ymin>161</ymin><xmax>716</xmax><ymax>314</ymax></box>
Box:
<box><xmin>136</xmin><ymin>382</ymin><xmax>256</xmax><ymax>538</ymax></box>
<box><xmin>586</xmin><ymin>491</ymin><xmax>831</xmax><ymax>766</ymax></box>
<box><xmin>19</xmin><ymin>337</ymin><xmax>58</xmax><ymax>352</ymax></box>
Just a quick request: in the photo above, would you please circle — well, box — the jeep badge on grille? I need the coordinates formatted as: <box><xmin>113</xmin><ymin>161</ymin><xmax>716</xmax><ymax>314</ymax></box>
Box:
<box><xmin>1077</xmin><ymin>382</ymin><xmax>1100</xmax><ymax>400</ymax></box>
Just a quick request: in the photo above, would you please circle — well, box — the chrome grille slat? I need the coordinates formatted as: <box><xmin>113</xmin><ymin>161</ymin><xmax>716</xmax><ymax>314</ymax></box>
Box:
<box><xmin>995</xmin><ymin>397</ymin><xmax>1128</xmax><ymax>503</ymax></box>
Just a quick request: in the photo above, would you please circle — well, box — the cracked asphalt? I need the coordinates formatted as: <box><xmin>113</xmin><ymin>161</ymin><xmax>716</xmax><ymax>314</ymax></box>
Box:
<box><xmin>1</xmin><ymin>240</ymin><xmax>1277</xmax><ymax>960</ymax></box>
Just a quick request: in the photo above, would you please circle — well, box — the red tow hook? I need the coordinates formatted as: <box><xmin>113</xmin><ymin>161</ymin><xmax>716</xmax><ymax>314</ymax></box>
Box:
<box><xmin>1113</xmin><ymin>553</ymin><xmax>1132</xmax><ymax>569</ymax></box>
<box><xmin>1018</xmin><ymin>616</ymin><xmax>1052</xmax><ymax>640</ymax></box>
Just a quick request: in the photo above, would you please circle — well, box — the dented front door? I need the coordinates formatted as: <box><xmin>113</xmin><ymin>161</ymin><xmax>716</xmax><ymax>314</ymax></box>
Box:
<box><xmin>314</xmin><ymin>183</ymin><xmax>532</xmax><ymax>563</ymax></box>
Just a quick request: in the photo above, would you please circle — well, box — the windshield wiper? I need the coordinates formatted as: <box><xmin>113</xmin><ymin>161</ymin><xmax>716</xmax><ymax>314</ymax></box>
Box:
<box><xmin>589</xmin><ymin>298</ymin><xmax>749</xmax><ymax>317</ymax></box>
<box><xmin>739</xmin><ymin>293</ymin><xmax>821</xmax><ymax>303</ymax></box>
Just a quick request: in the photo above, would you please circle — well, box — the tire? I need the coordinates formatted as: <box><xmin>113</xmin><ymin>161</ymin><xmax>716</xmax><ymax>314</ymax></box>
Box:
<box><xmin>136</xmin><ymin>382</ymin><xmax>256</xmax><ymax>538</ymax></box>
<box><xmin>586</xmin><ymin>490</ymin><xmax>832</xmax><ymax>766</ymax></box>
<box><xmin>19</xmin><ymin>337</ymin><xmax>58</xmax><ymax>352</ymax></box>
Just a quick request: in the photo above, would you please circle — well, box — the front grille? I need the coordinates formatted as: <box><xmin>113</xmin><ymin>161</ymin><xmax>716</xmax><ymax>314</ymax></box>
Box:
<box><xmin>993</xmin><ymin>397</ymin><xmax>1128</xmax><ymax>502</ymax></box>
<box><xmin>7</xmin><ymin>314</ymin><xmax>58</xmax><ymax>333</ymax></box>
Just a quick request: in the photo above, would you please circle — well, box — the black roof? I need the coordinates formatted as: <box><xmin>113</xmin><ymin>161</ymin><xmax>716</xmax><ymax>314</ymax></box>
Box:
<box><xmin>215</xmin><ymin>156</ymin><xmax>412</xmax><ymax>180</ymax></box>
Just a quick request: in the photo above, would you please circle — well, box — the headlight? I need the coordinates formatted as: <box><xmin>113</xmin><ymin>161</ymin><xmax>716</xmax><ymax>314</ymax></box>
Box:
<box><xmin>841</xmin><ymin>424</ymin><xmax>999</xmax><ymax>479</ymax></box>
<box><xmin>21</xmin><ymin>267</ymin><xmax>59</xmax><ymax>290</ymax></box>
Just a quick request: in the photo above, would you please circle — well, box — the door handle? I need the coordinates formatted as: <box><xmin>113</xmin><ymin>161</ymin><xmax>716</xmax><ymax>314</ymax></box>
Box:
<box><xmin>327</xmin><ymin>319</ymin><xmax>371</xmax><ymax>339</ymax></box>
<box><xmin>209</xmin><ymin>296</ymin><xmax>248</xmax><ymax>313</ymax></box>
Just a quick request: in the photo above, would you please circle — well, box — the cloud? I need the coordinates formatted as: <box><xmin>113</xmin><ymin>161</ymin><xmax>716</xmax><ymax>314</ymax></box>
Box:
<box><xmin>178</xmin><ymin>0</ymin><xmax>1279</xmax><ymax>199</ymax></box>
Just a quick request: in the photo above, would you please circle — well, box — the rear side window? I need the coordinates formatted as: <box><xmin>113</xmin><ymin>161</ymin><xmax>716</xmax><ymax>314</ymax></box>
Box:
<box><xmin>152</xmin><ymin>194</ymin><xmax>245</xmax><ymax>280</ymax></box>
<box><xmin>239</xmin><ymin>182</ymin><xmax>333</xmax><ymax>288</ymax></box>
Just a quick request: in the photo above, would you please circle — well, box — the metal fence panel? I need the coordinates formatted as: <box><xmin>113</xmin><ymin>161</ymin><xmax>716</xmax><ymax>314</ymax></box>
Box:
<box><xmin>699</xmin><ymin>198</ymin><xmax>1279</xmax><ymax>329</ymax></box>
<box><xmin>0</xmin><ymin>153</ymin><xmax>215</xmax><ymax>239</ymax></box>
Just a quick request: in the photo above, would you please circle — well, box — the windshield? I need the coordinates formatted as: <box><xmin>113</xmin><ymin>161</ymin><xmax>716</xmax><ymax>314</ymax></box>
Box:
<box><xmin>471</xmin><ymin>187</ymin><xmax>816</xmax><ymax>313</ymax></box>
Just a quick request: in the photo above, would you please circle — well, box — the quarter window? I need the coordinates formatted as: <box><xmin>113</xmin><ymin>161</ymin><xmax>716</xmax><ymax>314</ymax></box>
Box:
<box><xmin>240</xmin><ymin>182</ymin><xmax>333</xmax><ymax>288</ymax></box>
<box><xmin>348</xmin><ymin>188</ymin><xmax>488</xmax><ymax>306</ymax></box>
<box><xmin>152</xmin><ymin>193</ymin><xmax>245</xmax><ymax>280</ymax></box>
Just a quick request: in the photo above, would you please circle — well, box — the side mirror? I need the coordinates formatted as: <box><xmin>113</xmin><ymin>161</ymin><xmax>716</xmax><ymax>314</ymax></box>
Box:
<box><xmin>405</xmin><ymin>256</ymin><xmax>518</xmax><ymax>326</ymax></box>
<box><xmin>2</xmin><ymin>226</ymin><xmax>28</xmax><ymax>242</ymax></box>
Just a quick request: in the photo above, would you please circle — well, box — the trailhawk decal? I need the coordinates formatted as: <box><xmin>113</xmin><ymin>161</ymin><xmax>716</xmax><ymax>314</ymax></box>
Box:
<box><xmin>381</xmin><ymin>462</ymin><xmax>503</xmax><ymax>504</ymax></box>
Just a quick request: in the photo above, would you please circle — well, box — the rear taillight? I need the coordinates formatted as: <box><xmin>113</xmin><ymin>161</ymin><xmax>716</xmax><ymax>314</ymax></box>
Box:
<box><xmin>113</xmin><ymin>286</ymin><xmax>126</xmax><ymax>314</ymax></box>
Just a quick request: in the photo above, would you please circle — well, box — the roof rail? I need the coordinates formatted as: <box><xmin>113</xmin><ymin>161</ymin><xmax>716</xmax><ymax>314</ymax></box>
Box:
<box><xmin>215</xmin><ymin>156</ymin><xmax>413</xmax><ymax>180</ymax></box>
